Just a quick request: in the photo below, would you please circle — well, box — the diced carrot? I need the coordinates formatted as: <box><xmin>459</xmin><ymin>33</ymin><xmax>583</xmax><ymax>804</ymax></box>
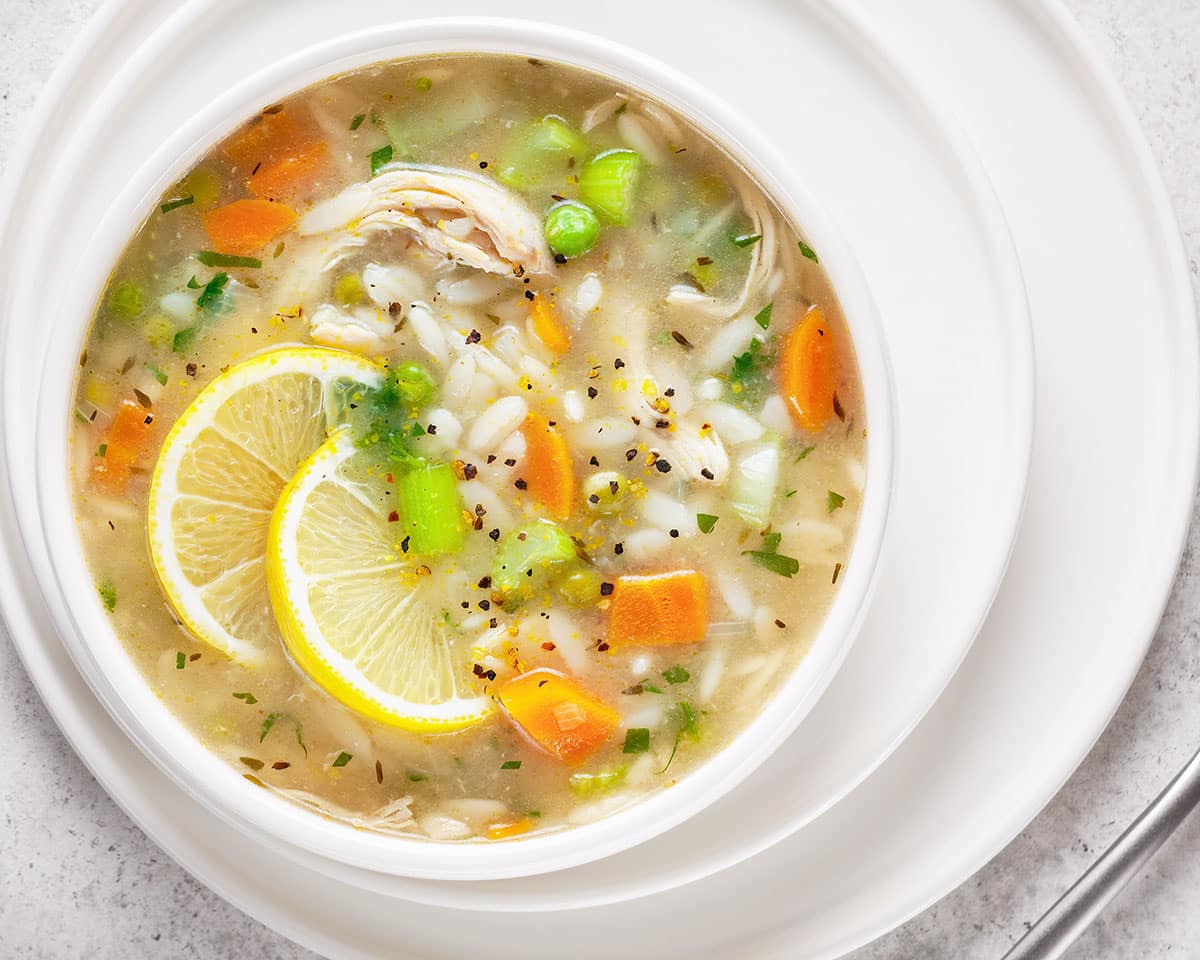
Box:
<box><xmin>486</xmin><ymin>817</ymin><xmax>533</xmax><ymax>840</ymax></box>
<box><xmin>91</xmin><ymin>399</ymin><xmax>154</xmax><ymax>494</ymax></box>
<box><xmin>247</xmin><ymin>140</ymin><xmax>333</xmax><ymax>203</ymax></box>
<box><xmin>528</xmin><ymin>296</ymin><xmax>571</xmax><ymax>356</ymax></box>
<box><xmin>202</xmin><ymin>198</ymin><xmax>297</xmax><ymax>256</ymax></box>
<box><xmin>520</xmin><ymin>413</ymin><xmax>575</xmax><ymax>520</ymax></box>
<box><xmin>223</xmin><ymin>109</ymin><xmax>317</xmax><ymax>169</ymax></box>
<box><xmin>777</xmin><ymin>305</ymin><xmax>841</xmax><ymax>433</ymax></box>
<box><xmin>607</xmin><ymin>571</ymin><xmax>708</xmax><ymax>647</ymax></box>
<box><xmin>498</xmin><ymin>668</ymin><xmax>620</xmax><ymax>766</ymax></box>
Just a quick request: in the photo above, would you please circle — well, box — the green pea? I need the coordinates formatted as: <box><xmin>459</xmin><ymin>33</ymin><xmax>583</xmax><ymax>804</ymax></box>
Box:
<box><xmin>582</xmin><ymin>470</ymin><xmax>629</xmax><ymax>516</ymax></box>
<box><xmin>391</xmin><ymin>361</ymin><xmax>437</xmax><ymax>407</ymax></box>
<box><xmin>544</xmin><ymin>200</ymin><xmax>601</xmax><ymax>259</ymax></box>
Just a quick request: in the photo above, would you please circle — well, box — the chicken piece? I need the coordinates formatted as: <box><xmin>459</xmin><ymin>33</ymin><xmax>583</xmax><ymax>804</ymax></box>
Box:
<box><xmin>308</xmin><ymin>303</ymin><xmax>396</xmax><ymax>355</ymax></box>
<box><xmin>299</xmin><ymin>164</ymin><xmax>555</xmax><ymax>278</ymax></box>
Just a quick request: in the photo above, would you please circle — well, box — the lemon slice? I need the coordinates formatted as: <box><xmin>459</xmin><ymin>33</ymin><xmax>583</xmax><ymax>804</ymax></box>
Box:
<box><xmin>148</xmin><ymin>347</ymin><xmax>386</xmax><ymax>665</ymax></box>
<box><xmin>266</xmin><ymin>430</ymin><xmax>493</xmax><ymax>732</ymax></box>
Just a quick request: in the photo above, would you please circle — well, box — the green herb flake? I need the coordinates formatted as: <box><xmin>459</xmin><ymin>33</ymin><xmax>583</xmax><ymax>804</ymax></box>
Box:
<box><xmin>663</xmin><ymin>665</ymin><xmax>691</xmax><ymax>685</ymax></box>
<box><xmin>754</xmin><ymin>302</ymin><xmax>773</xmax><ymax>331</ymax></box>
<box><xmin>232</xmin><ymin>692</ymin><xmax>258</xmax><ymax>704</ymax></box>
<box><xmin>827</xmin><ymin>490</ymin><xmax>846</xmax><ymax>514</ymax></box>
<box><xmin>172</xmin><ymin>326</ymin><xmax>199</xmax><ymax>354</ymax></box>
<box><xmin>332</xmin><ymin>751</ymin><xmax>353</xmax><ymax>768</ymax></box>
<box><xmin>614</xmin><ymin>101</ymin><xmax>628</xmax><ymax>116</ymax></box>
<box><xmin>175</xmin><ymin>652</ymin><xmax>186</xmax><ymax>670</ymax></box>
<box><xmin>186</xmin><ymin>276</ymin><xmax>202</xmax><ymax>289</ymax></box>
<box><xmin>677</xmin><ymin>701</ymin><xmax>700</xmax><ymax>739</ymax></box>
<box><xmin>196</xmin><ymin>272</ymin><xmax>230</xmax><ymax>312</ymax></box>
<box><xmin>527</xmin><ymin>810</ymin><xmax>541</xmax><ymax>818</ymax></box>
<box><xmin>370</xmin><ymin>144</ymin><xmax>394</xmax><ymax>176</ymax></box>
<box><xmin>732</xmin><ymin>233</ymin><xmax>762</xmax><ymax>249</ymax></box>
<box><xmin>273</xmin><ymin>241</ymin><xmax>285</xmax><ymax>259</ymax></box>
<box><xmin>146</xmin><ymin>363</ymin><xmax>168</xmax><ymax>386</ymax></box>
<box><xmin>500</xmin><ymin>760</ymin><xmax>522</xmax><ymax>770</ymax></box>
<box><xmin>784</xmin><ymin>489</ymin><xmax>798</xmax><ymax>498</ymax></box>
<box><xmin>641</xmin><ymin>683</ymin><xmax>664</xmax><ymax>694</ymax></box>
<box><xmin>98</xmin><ymin>580</ymin><xmax>117</xmax><ymax>612</ymax></box>
<box><xmin>795</xmin><ymin>444</ymin><xmax>816</xmax><ymax>463</ymax></box>
<box><xmin>407</xmin><ymin>770</ymin><xmax>428</xmax><ymax>782</ymax></box>
<box><xmin>742</xmin><ymin>532</ymin><xmax>801</xmax><ymax>579</ymax></box>
<box><xmin>414</xmin><ymin>76</ymin><xmax>433</xmax><ymax>92</ymax></box>
<box><xmin>697</xmin><ymin>513</ymin><xmax>719</xmax><ymax>534</ymax></box>
<box><xmin>95</xmin><ymin>443</ymin><xmax>108</xmax><ymax>457</ymax></box>
<box><xmin>798</xmin><ymin>238</ymin><xmax>820</xmax><ymax>263</ymax></box>
<box><xmin>195</xmin><ymin>250</ymin><xmax>262</xmax><ymax>269</ymax></box>
<box><xmin>350</xmin><ymin>112</ymin><xmax>366</xmax><ymax>131</ymax></box>
<box><xmin>74</xmin><ymin>409</ymin><xmax>90</xmax><ymax>424</ymax></box>
<box><xmin>160</xmin><ymin>195</ymin><xmax>194</xmax><ymax>214</ymax></box>
<box><xmin>622</xmin><ymin>728</ymin><xmax>651</xmax><ymax>754</ymax></box>
<box><xmin>259</xmin><ymin>712</ymin><xmax>308</xmax><ymax>756</ymax></box>
<box><xmin>726</xmin><ymin>337</ymin><xmax>775</xmax><ymax>408</ymax></box>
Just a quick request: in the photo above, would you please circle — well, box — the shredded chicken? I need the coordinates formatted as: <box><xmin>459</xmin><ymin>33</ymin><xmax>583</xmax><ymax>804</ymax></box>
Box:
<box><xmin>299</xmin><ymin>163</ymin><xmax>555</xmax><ymax>277</ymax></box>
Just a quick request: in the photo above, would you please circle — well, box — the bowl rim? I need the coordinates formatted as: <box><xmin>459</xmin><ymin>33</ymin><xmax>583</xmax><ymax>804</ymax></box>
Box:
<box><xmin>30</xmin><ymin>15</ymin><xmax>894</xmax><ymax>880</ymax></box>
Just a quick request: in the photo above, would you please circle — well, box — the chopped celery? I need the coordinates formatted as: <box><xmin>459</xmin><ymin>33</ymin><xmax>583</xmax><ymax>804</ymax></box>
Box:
<box><xmin>497</xmin><ymin>115</ymin><xmax>589</xmax><ymax>190</ymax></box>
<box><xmin>544</xmin><ymin>201</ymin><xmax>601</xmax><ymax>258</ymax></box>
<box><xmin>492</xmin><ymin>520</ymin><xmax>579</xmax><ymax>598</ymax></box>
<box><xmin>389</xmin><ymin>362</ymin><xmax>437</xmax><ymax>408</ymax></box>
<box><xmin>579</xmin><ymin>149</ymin><xmax>641</xmax><ymax>225</ymax></box>
<box><xmin>333</xmin><ymin>272</ymin><xmax>366</xmax><ymax>306</ymax></box>
<box><xmin>398</xmin><ymin>462</ymin><xmax>464</xmax><ymax>555</ymax></box>
<box><xmin>177</xmin><ymin>167</ymin><xmax>221</xmax><ymax>209</ymax></box>
<box><xmin>107</xmin><ymin>281</ymin><xmax>143</xmax><ymax>320</ymax></box>
<box><xmin>569</xmin><ymin>767</ymin><xmax>627</xmax><ymax>798</ymax></box>
<box><xmin>729</xmin><ymin>441</ymin><xmax>781</xmax><ymax>527</ymax></box>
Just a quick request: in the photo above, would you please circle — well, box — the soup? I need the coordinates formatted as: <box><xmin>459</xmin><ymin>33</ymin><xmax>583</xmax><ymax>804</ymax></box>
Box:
<box><xmin>71</xmin><ymin>54</ymin><xmax>866</xmax><ymax>841</ymax></box>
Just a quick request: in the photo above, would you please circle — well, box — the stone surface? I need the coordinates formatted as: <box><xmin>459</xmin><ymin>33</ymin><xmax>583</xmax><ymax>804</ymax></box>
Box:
<box><xmin>1</xmin><ymin>2</ymin><xmax>1198</xmax><ymax>958</ymax></box>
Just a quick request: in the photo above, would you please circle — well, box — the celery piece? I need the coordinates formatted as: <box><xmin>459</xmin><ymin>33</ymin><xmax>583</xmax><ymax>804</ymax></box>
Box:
<box><xmin>496</xmin><ymin>115</ymin><xmax>588</xmax><ymax>190</ymax></box>
<box><xmin>569</xmin><ymin>767</ymin><xmax>627</xmax><ymax>798</ymax></box>
<box><xmin>178</xmin><ymin>167</ymin><xmax>221</xmax><ymax>209</ymax></box>
<box><xmin>579</xmin><ymin>149</ymin><xmax>641</xmax><ymax>225</ymax></box>
<box><xmin>492</xmin><ymin>520</ymin><xmax>578</xmax><ymax>597</ymax></box>
<box><xmin>333</xmin><ymin>272</ymin><xmax>366</xmax><ymax>306</ymax></box>
<box><xmin>729</xmin><ymin>441</ymin><xmax>781</xmax><ymax>528</ymax></box>
<box><xmin>544</xmin><ymin>201</ymin><xmax>601</xmax><ymax>259</ymax></box>
<box><xmin>557</xmin><ymin>568</ymin><xmax>604</xmax><ymax>605</ymax></box>
<box><xmin>107</xmin><ymin>281</ymin><xmax>143</xmax><ymax>320</ymax></box>
<box><xmin>398</xmin><ymin>462</ymin><xmax>464</xmax><ymax>555</ymax></box>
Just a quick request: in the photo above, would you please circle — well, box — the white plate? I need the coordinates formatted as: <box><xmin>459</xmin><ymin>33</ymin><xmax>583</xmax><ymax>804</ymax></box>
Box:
<box><xmin>0</xmin><ymin>0</ymin><xmax>1032</xmax><ymax>911</ymax></box>
<box><xmin>3</xmin><ymin>2</ymin><xmax>1195</xmax><ymax>960</ymax></box>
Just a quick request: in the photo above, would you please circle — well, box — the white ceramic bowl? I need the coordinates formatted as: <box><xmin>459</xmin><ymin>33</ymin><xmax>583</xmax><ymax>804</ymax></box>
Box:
<box><xmin>30</xmin><ymin>17</ymin><xmax>893</xmax><ymax>881</ymax></box>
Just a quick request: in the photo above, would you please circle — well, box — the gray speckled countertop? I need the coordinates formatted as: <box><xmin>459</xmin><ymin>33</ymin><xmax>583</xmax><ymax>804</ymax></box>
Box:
<box><xmin>2</xmin><ymin>2</ymin><xmax>1199</xmax><ymax>957</ymax></box>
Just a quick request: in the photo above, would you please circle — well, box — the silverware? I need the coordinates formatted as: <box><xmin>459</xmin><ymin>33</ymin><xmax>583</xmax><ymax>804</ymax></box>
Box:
<box><xmin>1002</xmin><ymin>743</ymin><xmax>1200</xmax><ymax>959</ymax></box>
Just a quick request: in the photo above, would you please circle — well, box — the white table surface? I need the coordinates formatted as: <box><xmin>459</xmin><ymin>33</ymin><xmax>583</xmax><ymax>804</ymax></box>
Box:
<box><xmin>2</xmin><ymin>2</ymin><xmax>1198</xmax><ymax>957</ymax></box>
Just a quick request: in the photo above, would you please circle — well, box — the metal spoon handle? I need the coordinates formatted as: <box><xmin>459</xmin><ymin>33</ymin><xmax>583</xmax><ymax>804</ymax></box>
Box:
<box><xmin>1002</xmin><ymin>743</ymin><xmax>1200</xmax><ymax>960</ymax></box>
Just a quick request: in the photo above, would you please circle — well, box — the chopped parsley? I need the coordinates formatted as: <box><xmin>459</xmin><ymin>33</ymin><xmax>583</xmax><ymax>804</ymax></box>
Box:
<box><xmin>569</xmin><ymin>767</ymin><xmax>627</xmax><ymax>797</ymax></box>
<box><xmin>232</xmin><ymin>692</ymin><xmax>258</xmax><ymax>704</ymax></box>
<box><xmin>500</xmin><ymin>760</ymin><xmax>522</xmax><ymax>770</ymax></box>
<box><xmin>827</xmin><ymin>490</ymin><xmax>846</xmax><ymax>514</ymax></box>
<box><xmin>259</xmin><ymin>712</ymin><xmax>308</xmax><ymax>756</ymax></box>
<box><xmin>798</xmin><ymin>238</ymin><xmax>820</xmax><ymax>263</ymax></box>
<box><xmin>332</xmin><ymin>751</ymin><xmax>353</xmax><ymax>768</ymax></box>
<box><xmin>732</xmin><ymin>232</ymin><xmax>762</xmax><ymax>249</ymax></box>
<box><xmin>742</xmin><ymin>531</ymin><xmax>801</xmax><ymax>579</ymax></box>
<box><xmin>407</xmin><ymin>770</ymin><xmax>428</xmax><ymax>782</ymax></box>
<box><xmin>175</xmin><ymin>652</ymin><xmax>186</xmax><ymax>670</ymax></box>
<box><xmin>726</xmin><ymin>337</ymin><xmax>774</xmax><ymax>408</ymax></box>
<box><xmin>696</xmin><ymin>513</ymin><xmax>719</xmax><ymax>534</ymax></box>
<box><xmin>370</xmin><ymin>144</ymin><xmax>394</xmax><ymax>176</ymax></box>
<box><xmin>414</xmin><ymin>76</ymin><xmax>433</xmax><ymax>92</ymax></box>
<box><xmin>623</xmin><ymin>728</ymin><xmax>651</xmax><ymax>754</ymax></box>
<box><xmin>145</xmin><ymin>363</ymin><xmax>168</xmax><ymax>386</ymax></box>
<box><xmin>350</xmin><ymin>112</ymin><xmax>366</xmax><ymax>130</ymax></box>
<box><xmin>159</xmin><ymin>195</ymin><xmax>194</xmax><ymax>214</ymax></box>
<box><xmin>795</xmin><ymin>444</ymin><xmax>816</xmax><ymax>463</ymax></box>
<box><xmin>97</xmin><ymin>580</ymin><xmax>117</xmax><ymax>612</ymax></box>
<box><xmin>754</xmin><ymin>302</ymin><xmax>773</xmax><ymax>331</ymax></box>
<box><xmin>95</xmin><ymin>443</ymin><xmax>108</xmax><ymax>457</ymax></box>
<box><xmin>195</xmin><ymin>250</ymin><xmax>262</xmax><ymax>269</ymax></box>
<box><xmin>663</xmin><ymin>665</ymin><xmax>691</xmax><ymax>685</ymax></box>
<box><xmin>196</xmin><ymin>272</ymin><xmax>231</xmax><ymax>312</ymax></box>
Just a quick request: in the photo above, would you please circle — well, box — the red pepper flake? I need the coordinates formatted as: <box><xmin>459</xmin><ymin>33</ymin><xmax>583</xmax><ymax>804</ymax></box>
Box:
<box><xmin>774</xmin><ymin>619</ymin><xmax>786</xmax><ymax>629</ymax></box>
<box><xmin>486</xmin><ymin>454</ymin><xmax>497</xmax><ymax>464</ymax></box>
<box><xmin>670</xmin><ymin>331</ymin><xmax>693</xmax><ymax>350</ymax></box>
<box><xmin>272</xmin><ymin>761</ymin><xmax>291</xmax><ymax>770</ymax></box>
<box><xmin>465</xmin><ymin>329</ymin><xmax>482</xmax><ymax>344</ymax></box>
<box><xmin>387</xmin><ymin>510</ymin><xmax>400</xmax><ymax>522</ymax></box>
<box><xmin>185</xmin><ymin>362</ymin><xmax>197</xmax><ymax>377</ymax></box>
<box><xmin>541</xmin><ymin>641</ymin><xmax>556</xmax><ymax>651</ymax></box>
<box><xmin>415</xmin><ymin>564</ymin><xmax>432</xmax><ymax>576</ymax></box>
<box><xmin>832</xmin><ymin>562</ymin><xmax>843</xmax><ymax>584</ymax></box>
<box><xmin>189</xmin><ymin>652</ymin><xmax>201</xmax><ymax>661</ymax></box>
<box><xmin>375</xmin><ymin>760</ymin><xmax>384</xmax><ymax>784</ymax></box>
<box><xmin>597</xmin><ymin>642</ymin><xmax>610</xmax><ymax>652</ymax></box>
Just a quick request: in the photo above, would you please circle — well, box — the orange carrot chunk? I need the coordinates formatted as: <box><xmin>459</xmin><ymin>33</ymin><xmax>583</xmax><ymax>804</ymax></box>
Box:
<box><xmin>202</xmin><ymin>198</ymin><xmax>298</xmax><ymax>256</ymax></box>
<box><xmin>247</xmin><ymin>140</ymin><xmax>333</xmax><ymax>204</ymax></box>
<box><xmin>777</xmin><ymin>304</ymin><xmax>840</xmax><ymax>434</ymax></box>
<box><xmin>223</xmin><ymin>109</ymin><xmax>316</xmax><ymax>169</ymax></box>
<box><xmin>498</xmin><ymin>669</ymin><xmax>620</xmax><ymax>766</ymax></box>
<box><xmin>607</xmin><ymin>570</ymin><xmax>708</xmax><ymax>647</ymax></box>
<box><xmin>520</xmin><ymin>413</ymin><xmax>575</xmax><ymax>520</ymax></box>
<box><xmin>486</xmin><ymin>817</ymin><xmax>533</xmax><ymax>840</ymax></box>
<box><xmin>91</xmin><ymin>399</ymin><xmax>154</xmax><ymax>494</ymax></box>
<box><xmin>528</xmin><ymin>296</ymin><xmax>571</xmax><ymax>356</ymax></box>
